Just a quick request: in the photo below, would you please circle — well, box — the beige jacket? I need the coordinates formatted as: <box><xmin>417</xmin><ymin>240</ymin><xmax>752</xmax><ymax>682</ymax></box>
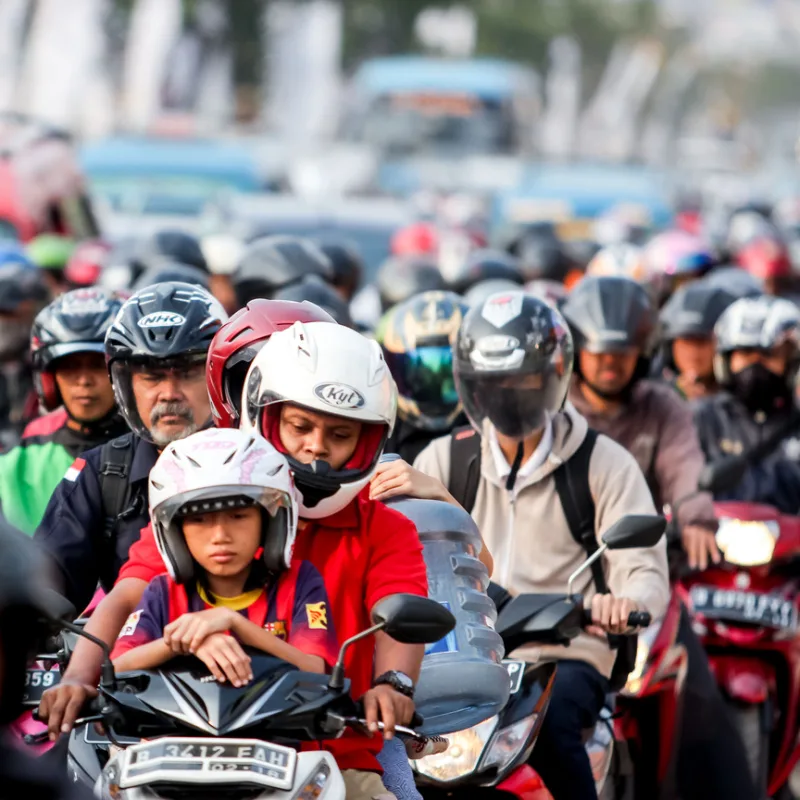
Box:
<box><xmin>413</xmin><ymin>403</ymin><xmax>669</xmax><ymax>678</ymax></box>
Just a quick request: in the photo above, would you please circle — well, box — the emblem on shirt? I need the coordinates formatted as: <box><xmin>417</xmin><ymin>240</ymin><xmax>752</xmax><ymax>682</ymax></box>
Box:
<box><xmin>264</xmin><ymin>620</ymin><xmax>287</xmax><ymax>639</ymax></box>
<box><xmin>119</xmin><ymin>610</ymin><xmax>142</xmax><ymax>637</ymax></box>
<box><xmin>306</xmin><ymin>602</ymin><xmax>328</xmax><ymax>630</ymax></box>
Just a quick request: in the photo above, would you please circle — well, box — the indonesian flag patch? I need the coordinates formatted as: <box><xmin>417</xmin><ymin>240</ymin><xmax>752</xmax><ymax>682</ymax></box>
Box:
<box><xmin>64</xmin><ymin>458</ymin><xmax>86</xmax><ymax>482</ymax></box>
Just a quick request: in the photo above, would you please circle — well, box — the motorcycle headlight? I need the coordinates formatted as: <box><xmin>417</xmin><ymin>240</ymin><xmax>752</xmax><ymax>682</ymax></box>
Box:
<box><xmin>716</xmin><ymin>518</ymin><xmax>778</xmax><ymax>567</ymax></box>
<box><xmin>413</xmin><ymin>717</ymin><xmax>497</xmax><ymax>783</ymax></box>
<box><xmin>480</xmin><ymin>713</ymin><xmax>539</xmax><ymax>774</ymax></box>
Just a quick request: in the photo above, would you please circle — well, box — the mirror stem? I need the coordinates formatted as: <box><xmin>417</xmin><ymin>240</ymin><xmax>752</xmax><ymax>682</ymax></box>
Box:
<box><xmin>328</xmin><ymin>622</ymin><xmax>386</xmax><ymax>691</ymax></box>
<box><xmin>567</xmin><ymin>543</ymin><xmax>607</xmax><ymax>598</ymax></box>
<box><xmin>59</xmin><ymin>618</ymin><xmax>116</xmax><ymax>690</ymax></box>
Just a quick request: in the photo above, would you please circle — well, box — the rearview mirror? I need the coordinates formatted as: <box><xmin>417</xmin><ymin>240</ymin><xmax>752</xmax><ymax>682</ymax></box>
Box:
<box><xmin>698</xmin><ymin>457</ymin><xmax>747</xmax><ymax>494</ymax></box>
<box><xmin>40</xmin><ymin>589</ymin><xmax>77</xmax><ymax>624</ymax></box>
<box><xmin>601</xmin><ymin>514</ymin><xmax>665</xmax><ymax>550</ymax></box>
<box><xmin>371</xmin><ymin>594</ymin><xmax>456</xmax><ymax>645</ymax></box>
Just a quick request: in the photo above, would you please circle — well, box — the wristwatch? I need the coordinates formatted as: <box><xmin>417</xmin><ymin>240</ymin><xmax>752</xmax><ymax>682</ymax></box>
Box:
<box><xmin>373</xmin><ymin>670</ymin><xmax>415</xmax><ymax>699</ymax></box>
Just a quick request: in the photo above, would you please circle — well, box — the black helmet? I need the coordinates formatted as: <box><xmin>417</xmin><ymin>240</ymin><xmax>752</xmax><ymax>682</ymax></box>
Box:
<box><xmin>133</xmin><ymin>262</ymin><xmax>211</xmax><ymax>292</ymax></box>
<box><xmin>516</xmin><ymin>233</ymin><xmax>569</xmax><ymax>283</ymax></box>
<box><xmin>562</xmin><ymin>275</ymin><xmax>656</xmax><ymax>355</ymax></box>
<box><xmin>445</xmin><ymin>249</ymin><xmax>523</xmax><ymax>295</ymax></box>
<box><xmin>0</xmin><ymin>256</ymin><xmax>50</xmax><ymax>360</ymax></box>
<box><xmin>233</xmin><ymin>235</ymin><xmax>334</xmax><ymax>307</ymax></box>
<box><xmin>378</xmin><ymin>290</ymin><xmax>468</xmax><ymax>431</ymax></box>
<box><xmin>660</xmin><ymin>281</ymin><xmax>744</xmax><ymax>343</ymax></box>
<box><xmin>455</xmin><ymin>291</ymin><xmax>574</xmax><ymax>439</ymax></box>
<box><xmin>0</xmin><ymin>258</ymin><xmax>49</xmax><ymax>313</ymax></box>
<box><xmin>376</xmin><ymin>255</ymin><xmax>446</xmax><ymax>312</ymax></box>
<box><xmin>315</xmin><ymin>238</ymin><xmax>363</xmax><ymax>300</ymax></box>
<box><xmin>140</xmin><ymin>229</ymin><xmax>208</xmax><ymax>273</ymax></box>
<box><xmin>272</xmin><ymin>274</ymin><xmax>354</xmax><ymax>328</ymax></box>
<box><xmin>31</xmin><ymin>288</ymin><xmax>124</xmax><ymax>411</ymax></box>
<box><xmin>105</xmin><ymin>282</ymin><xmax>228</xmax><ymax>441</ymax></box>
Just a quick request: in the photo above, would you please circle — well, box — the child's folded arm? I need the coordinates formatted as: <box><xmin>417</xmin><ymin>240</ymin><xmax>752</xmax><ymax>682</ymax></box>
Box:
<box><xmin>229</xmin><ymin>614</ymin><xmax>326</xmax><ymax>674</ymax></box>
<box><xmin>113</xmin><ymin>638</ymin><xmax>175</xmax><ymax>673</ymax></box>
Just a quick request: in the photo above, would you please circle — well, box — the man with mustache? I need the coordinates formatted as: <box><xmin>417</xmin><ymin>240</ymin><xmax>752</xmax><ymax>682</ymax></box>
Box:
<box><xmin>34</xmin><ymin>281</ymin><xmax>228</xmax><ymax>612</ymax></box>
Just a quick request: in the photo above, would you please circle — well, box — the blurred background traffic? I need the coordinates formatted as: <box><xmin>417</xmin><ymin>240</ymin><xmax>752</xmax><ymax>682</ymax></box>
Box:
<box><xmin>0</xmin><ymin>0</ymin><xmax>799</xmax><ymax>332</ymax></box>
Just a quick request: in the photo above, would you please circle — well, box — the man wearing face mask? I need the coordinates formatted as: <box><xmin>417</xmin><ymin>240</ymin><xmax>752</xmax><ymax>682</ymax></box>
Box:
<box><xmin>694</xmin><ymin>295</ymin><xmax>800</xmax><ymax>514</ymax></box>
<box><xmin>34</xmin><ymin>282</ymin><xmax>228</xmax><ymax>613</ymax></box>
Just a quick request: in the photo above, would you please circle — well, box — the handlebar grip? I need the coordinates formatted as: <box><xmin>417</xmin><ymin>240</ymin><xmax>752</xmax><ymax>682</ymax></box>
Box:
<box><xmin>628</xmin><ymin>611</ymin><xmax>651</xmax><ymax>628</ymax></box>
<box><xmin>581</xmin><ymin>609</ymin><xmax>651</xmax><ymax>628</ymax></box>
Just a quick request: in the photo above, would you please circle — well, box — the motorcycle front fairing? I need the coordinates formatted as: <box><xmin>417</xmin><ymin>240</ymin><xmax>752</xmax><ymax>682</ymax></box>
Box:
<box><xmin>103</xmin><ymin>652</ymin><xmax>354</xmax><ymax>742</ymax></box>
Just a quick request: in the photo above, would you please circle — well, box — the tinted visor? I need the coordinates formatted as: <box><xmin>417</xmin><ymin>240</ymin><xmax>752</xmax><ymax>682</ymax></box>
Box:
<box><xmin>384</xmin><ymin>345</ymin><xmax>459</xmax><ymax>417</ymax></box>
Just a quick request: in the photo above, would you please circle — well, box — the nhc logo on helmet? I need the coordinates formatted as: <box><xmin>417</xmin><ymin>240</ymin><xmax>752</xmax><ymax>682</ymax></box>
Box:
<box><xmin>314</xmin><ymin>382</ymin><xmax>366</xmax><ymax>410</ymax></box>
<box><xmin>137</xmin><ymin>312</ymin><xmax>186</xmax><ymax>328</ymax></box>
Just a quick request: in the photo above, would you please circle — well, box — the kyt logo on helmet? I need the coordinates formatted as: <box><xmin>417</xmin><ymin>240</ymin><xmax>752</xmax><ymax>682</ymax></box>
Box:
<box><xmin>313</xmin><ymin>383</ymin><xmax>366</xmax><ymax>410</ymax></box>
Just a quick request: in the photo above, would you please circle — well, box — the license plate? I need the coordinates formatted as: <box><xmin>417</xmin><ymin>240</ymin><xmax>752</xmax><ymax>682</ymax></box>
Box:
<box><xmin>120</xmin><ymin>737</ymin><xmax>297</xmax><ymax>791</ymax></box>
<box><xmin>22</xmin><ymin>668</ymin><xmax>60</xmax><ymax>705</ymax></box>
<box><xmin>689</xmin><ymin>585</ymin><xmax>797</xmax><ymax>630</ymax></box>
<box><xmin>504</xmin><ymin>660</ymin><xmax>525</xmax><ymax>694</ymax></box>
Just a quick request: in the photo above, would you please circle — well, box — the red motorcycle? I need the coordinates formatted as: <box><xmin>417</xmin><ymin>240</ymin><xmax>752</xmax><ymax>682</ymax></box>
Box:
<box><xmin>677</xmin><ymin>499</ymin><xmax>800</xmax><ymax>798</ymax></box>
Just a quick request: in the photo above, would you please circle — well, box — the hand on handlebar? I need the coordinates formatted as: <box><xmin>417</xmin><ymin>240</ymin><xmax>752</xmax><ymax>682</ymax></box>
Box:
<box><xmin>37</xmin><ymin>679</ymin><xmax>98</xmax><ymax>741</ymax></box>
<box><xmin>586</xmin><ymin>594</ymin><xmax>647</xmax><ymax>638</ymax></box>
<box><xmin>682</xmin><ymin>524</ymin><xmax>721</xmax><ymax>571</ymax></box>
<box><xmin>361</xmin><ymin>684</ymin><xmax>415</xmax><ymax>740</ymax></box>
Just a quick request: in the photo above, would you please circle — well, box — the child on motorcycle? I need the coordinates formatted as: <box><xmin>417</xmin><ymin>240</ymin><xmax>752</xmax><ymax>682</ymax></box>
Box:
<box><xmin>111</xmin><ymin>427</ymin><xmax>338</xmax><ymax>681</ymax></box>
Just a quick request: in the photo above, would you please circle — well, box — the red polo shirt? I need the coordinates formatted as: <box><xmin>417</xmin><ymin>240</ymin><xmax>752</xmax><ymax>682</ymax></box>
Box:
<box><xmin>118</xmin><ymin>496</ymin><xmax>428</xmax><ymax>772</ymax></box>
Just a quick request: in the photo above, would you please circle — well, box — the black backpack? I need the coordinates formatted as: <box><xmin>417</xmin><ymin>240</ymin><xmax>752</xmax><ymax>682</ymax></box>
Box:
<box><xmin>447</xmin><ymin>424</ymin><xmax>636</xmax><ymax>691</ymax></box>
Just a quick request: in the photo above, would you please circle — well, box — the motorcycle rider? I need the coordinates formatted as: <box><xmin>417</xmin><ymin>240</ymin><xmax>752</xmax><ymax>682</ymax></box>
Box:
<box><xmin>694</xmin><ymin>295</ymin><xmax>800</xmax><ymax>513</ymax></box>
<box><xmin>0</xmin><ymin>246</ymin><xmax>51</xmax><ymax>446</ymax></box>
<box><xmin>381</xmin><ymin>292</ymin><xmax>669</xmax><ymax>799</ymax></box>
<box><xmin>231</xmin><ymin>235</ymin><xmax>334</xmax><ymax>308</ymax></box>
<box><xmin>45</xmin><ymin>320</ymin><xmax>428</xmax><ymax>800</ymax></box>
<box><xmin>377</xmin><ymin>291</ymin><xmax>469</xmax><ymax>463</ymax></box>
<box><xmin>563</xmin><ymin>276</ymin><xmax>720</xmax><ymax>567</ymax></box>
<box><xmin>27</xmin><ymin>234</ymin><xmax>75</xmax><ymax>296</ymax></box>
<box><xmin>658</xmin><ymin>279</ymin><xmax>757</xmax><ymax>402</ymax></box>
<box><xmin>315</xmin><ymin>238</ymin><xmax>364</xmax><ymax>302</ymax></box>
<box><xmin>112</xmin><ymin>428</ymin><xmax>338</xmax><ymax>678</ymax></box>
<box><xmin>562</xmin><ymin>276</ymin><xmax>757</xmax><ymax>800</ymax></box>
<box><xmin>33</xmin><ymin>282</ymin><xmax>228</xmax><ymax>612</ymax></box>
<box><xmin>0</xmin><ymin>289</ymin><xmax>128</xmax><ymax>533</ymax></box>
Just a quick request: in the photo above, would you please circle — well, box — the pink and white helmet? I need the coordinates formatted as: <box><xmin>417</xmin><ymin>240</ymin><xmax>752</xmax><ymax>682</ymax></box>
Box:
<box><xmin>148</xmin><ymin>428</ymin><xmax>298</xmax><ymax>583</ymax></box>
<box><xmin>642</xmin><ymin>230</ymin><xmax>715</xmax><ymax>303</ymax></box>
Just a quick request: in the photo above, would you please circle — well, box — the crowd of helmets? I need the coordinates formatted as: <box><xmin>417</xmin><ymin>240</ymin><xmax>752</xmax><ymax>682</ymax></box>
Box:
<box><xmin>0</xmin><ymin>199</ymin><xmax>798</xmax><ymax>452</ymax></box>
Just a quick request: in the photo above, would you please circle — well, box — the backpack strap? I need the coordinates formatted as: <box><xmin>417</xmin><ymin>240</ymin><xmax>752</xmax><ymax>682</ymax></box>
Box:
<box><xmin>447</xmin><ymin>425</ymin><xmax>482</xmax><ymax>514</ymax></box>
<box><xmin>99</xmin><ymin>435</ymin><xmax>136</xmax><ymax>540</ymax></box>
<box><xmin>553</xmin><ymin>429</ymin><xmax>605</xmax><ymax>593</ymax></box>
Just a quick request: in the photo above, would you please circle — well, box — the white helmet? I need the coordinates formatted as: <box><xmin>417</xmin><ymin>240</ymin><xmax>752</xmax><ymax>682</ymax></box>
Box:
<box><xmin>148</xmin><ymin>428</ymin><xmax>298</xmax><ymax>583</ymax></box>
<box><xmin>241</xmin><ymin>321</ymin><xmax>397</xmax><ymax>518</ymax></box>
<box><xmin>585</xmin><ymin>243</ymin><xmax>646</xmax><ymax>282</ymax></box>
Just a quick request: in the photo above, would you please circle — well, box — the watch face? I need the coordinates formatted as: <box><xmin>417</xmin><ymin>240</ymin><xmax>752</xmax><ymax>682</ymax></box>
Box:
<box><xmin>394</xmin><ymin>672</ymin><xmax>413</xmax><ymax>689</ymax></box>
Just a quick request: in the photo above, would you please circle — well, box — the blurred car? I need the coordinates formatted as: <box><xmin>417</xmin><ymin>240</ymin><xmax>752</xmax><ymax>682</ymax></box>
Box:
<box><xmin>81</xmin><ymin>136</ymin><xmax>263</xmax><ymax>220</ymax></box>
<box><xmin>289</xmin><ymin>57</ymin><xmax>539</xmax><ymax>199</ymax></box>
<box><xmin>491</xmin><ymin>162</ymin><xmax>673</xmax><ymax>243</ymax></box>
<box><xmin>226</xmin><ymin>193</ymin><xmax>415</xmax><ymax>283</ymax></box>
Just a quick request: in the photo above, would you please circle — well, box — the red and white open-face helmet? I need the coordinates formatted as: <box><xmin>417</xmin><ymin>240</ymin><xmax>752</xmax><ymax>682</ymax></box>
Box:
<box><xmin>241</xmin><ymin>321</ymin><xmax>397</xmax><ymax>519</ymax></box>
<box><xmin>149</xmin><ymin>428</ymin><xmax>299</xmax><ymax>584</ymax></box>
<box><xmin>206</xmin><ymin>299</ymin><xmax>336</xmax><ymax>429</ymax></box>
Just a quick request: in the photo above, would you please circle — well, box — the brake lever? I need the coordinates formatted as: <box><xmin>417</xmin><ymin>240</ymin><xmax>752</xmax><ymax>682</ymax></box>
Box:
<box><xmin>23</xmin><ymin>714</ymin><xmax>104</xmax><ymax>746</ymax></box>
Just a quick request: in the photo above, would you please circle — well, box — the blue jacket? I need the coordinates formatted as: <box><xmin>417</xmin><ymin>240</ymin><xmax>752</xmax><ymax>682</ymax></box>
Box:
<box><xmin>33</xmin><ymin>433</ymin><xmax>158</xmax><ymax>612</ymax></box>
